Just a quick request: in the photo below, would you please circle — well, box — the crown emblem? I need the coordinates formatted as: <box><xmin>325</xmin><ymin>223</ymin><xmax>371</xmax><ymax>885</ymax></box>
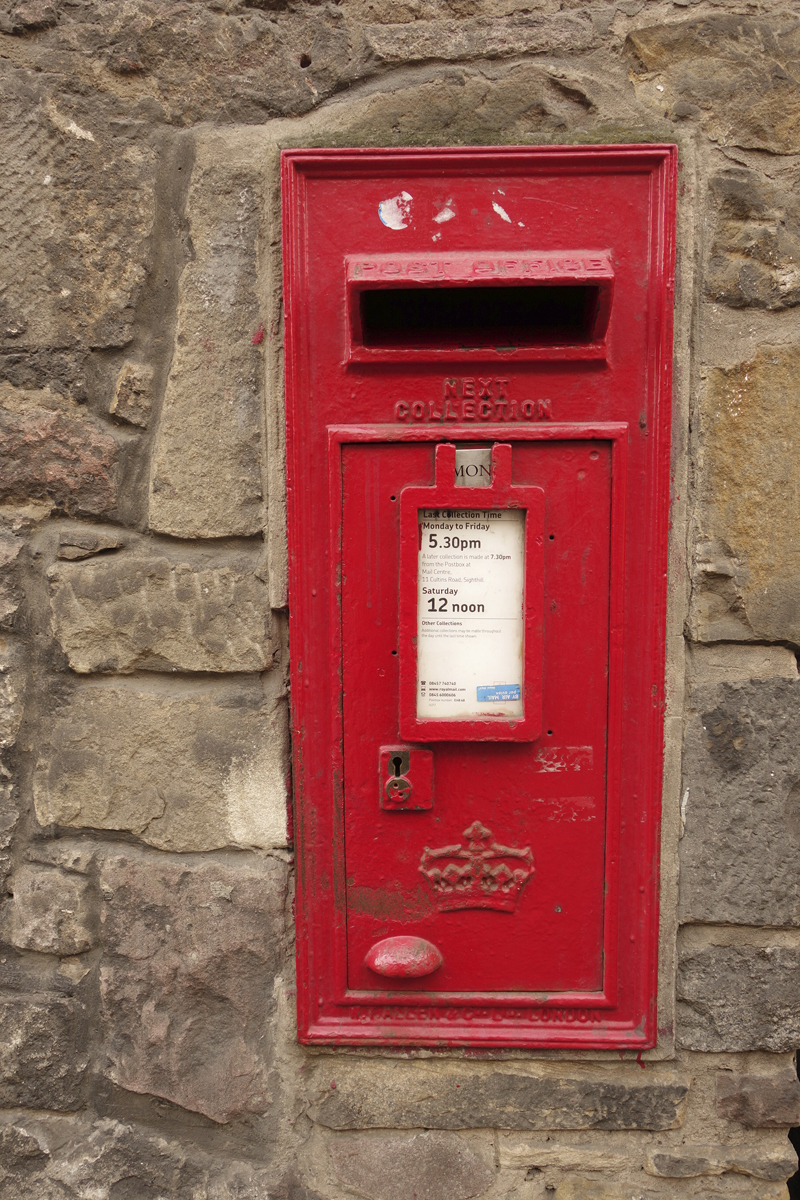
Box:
<box><xmin>419</xmin><ymin>821</ymin><xmax>534</xmax><ymax>912</ymax></box>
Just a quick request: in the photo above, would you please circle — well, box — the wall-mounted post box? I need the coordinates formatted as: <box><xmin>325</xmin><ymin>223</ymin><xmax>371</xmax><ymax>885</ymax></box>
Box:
<box><xmin>282</xmin><ymin>145</ymin><xmax>677</xmax><ymax>1047</ymax></box>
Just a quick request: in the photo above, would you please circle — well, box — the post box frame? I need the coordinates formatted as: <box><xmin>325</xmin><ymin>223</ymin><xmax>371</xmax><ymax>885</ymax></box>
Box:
<box><xmin>284</xmin><ymin>144</ymin><xmax>677</xmax><ymax>1048</ymax></box>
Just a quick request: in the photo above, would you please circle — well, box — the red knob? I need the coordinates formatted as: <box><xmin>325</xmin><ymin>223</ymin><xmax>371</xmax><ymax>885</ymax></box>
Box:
<box><xmin>364</xmin><ymin>935</ymin><xmax>443</xmax><ymax>978</ymax></box>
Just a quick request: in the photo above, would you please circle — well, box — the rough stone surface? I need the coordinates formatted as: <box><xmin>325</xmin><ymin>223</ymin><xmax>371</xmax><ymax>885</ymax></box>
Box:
<box><xmin>687</xmin><ymin>643</ymin><xmax>797</xmax><ymax>690</ymax></box>
<box><xmin>284</xmin><ymin>55</ymin><xmax>654</xmax><ymax>147</ymax></box>
<box><xmin>98</xmin><ymin>848</ymin><xmax>287</xmax><ymax>1123</ymax></box>
<box><xmin>0</xmin><ymin>1120</ymin><xmax>47</xmax><ymax>1169</ymax></box>
<box><xmin>679</xmin><ymin>678</ymin><xmax>800</xmax><ymax>926</ymax></box>
<box><xmin>0</xmin><ymin>634</ymin><xmax>24</xmax><ymax>887</ymax></box>
<box><xmin>148</xmin><ymin>142</ymin><xmax>265</xmax><ymax>539</ymax></box>
<box><xmin>33</xmin><ymin>677</ymin><xmax>289</xmax><ymax>851</ymax></box>
<box><xmin>0</xmin><ymin>2</ymin><xmax>622</xmax><ymax>130</ymax></box>
<box><xmin>0</xmin><ymin>2</ymin><xmax>360</xmax><ymax>126</ymax></box>
<box><xmin>677</xmin><ymin>944</ymin><xmax>800</xmax><ymax>1052</ymax></box>
<box><xmin>0</xmin><ymin>1114</ymin><xmax>279</xmax><ymax>1199</ymax></box>
<box><xmin>328</xmin><ymin>1131</ymin><xmax>494</xmax><ymax>1200</ymax></box>
<box><xmin>0</xmin><ymin>994</ymin><xmax>86</xmax><ymax>1110</ymax></box>
<box><xmin>717</xmin><ymin>1071</ymin><xmax>800</xmax><ymax>1128</ymax></box>
<box><xmin>645</xmin><ymin>1145</ymin><xmax>796</xmax><ymax>1181</ymax></box>
<box><xmin>24</xmin><ymin>838</ymin><xmax>97</xmax><ymax>876</ymax></box>
<box><xmin>0</xmin><ymin>784</ymin><xmax>16</xmax><ymax>892</ymax></box>
<box><xmin>309</xmin><ymin>1064</ymin><xmax>688</xmax><ymax>1131</ymax></box>
<box><xmin>688</xmin><ymin>347</ymin><xmax>800</xmax><ymax>647</ymax></box>
<box><xmin>363</xmin><ymin>12</ymin><xmax>597</xmax><ymax>64</ymax></box>
<box><xmin>109</xmin><ymin>362</ymin><xmax>153</xmax><ymax>428</ymax></box>
<box><xmin>554</xmin><ymin>1183</ymin><xmax>791</xmax><ymax>1200</ymax></box>
<box><xmin>6</xmin><ymin>863</ymin><xmax>96</xmax><ymax>955</ymax></box>
<box><xmin>0</xmin><ymin>70</ymin><xmax>156</xmax><ymax>352</ymax></box>
<box><xmin>497</xmin><ymin>1134</ymin><xmax>629</xmax><ymax>1170</ymax></box>
<box><xmin>0</xmin><ymin>385</ymin><xmax>120</xmax><ymax>518</ymax></box>
<box><xmin>0</xmin><ymin>634</ymin><xmax>24</xmax><ymax>761</ymax></box>
<box><xmin>56</xmin><ymin>527</ymin><xmax>126</xmax><ymax>561</ymax></box>
<box><xmin>706</xmin><ymin>168</ymin><xmax>800</xmax><ymax>311</ymax></box>
<box><xmin>0</xmin><ymin>528</ymin><xmax>24</xmax><ymax>628</ymax></box>
<box><xmin>627</xmin><ymin>16</ymin><xmax>800</xmax><ymax>154</ymax></box>
<box><xmin>554</xmin><ymin>1184</ymin><xmax>621</xmax><ymax>1200</ymax></box>
<box><xmin>48</xmin><ymin>537</ymin><xmax>273</xmax><ymax>674</ymax></box>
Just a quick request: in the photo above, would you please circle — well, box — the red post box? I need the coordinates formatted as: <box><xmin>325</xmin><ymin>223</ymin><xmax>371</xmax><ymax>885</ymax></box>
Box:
<box><xmin>282</xmin><ymin>145</ymin><xmax>677</xmax><ymax>1047</ymax></box>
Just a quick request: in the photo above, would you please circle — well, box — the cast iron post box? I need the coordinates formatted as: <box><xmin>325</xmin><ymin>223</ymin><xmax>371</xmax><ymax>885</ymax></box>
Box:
<box><xmin>282</xmin><ymin>145</ymin><xmax>677</xmax><ymax>1047</ymax></box>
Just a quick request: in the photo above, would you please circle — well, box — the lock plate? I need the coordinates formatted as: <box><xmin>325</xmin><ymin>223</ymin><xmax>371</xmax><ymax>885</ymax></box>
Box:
<box><xmin>379</xmin><ymin>746</ymin><xmax>433</xmax><ymax>811</ymax></box>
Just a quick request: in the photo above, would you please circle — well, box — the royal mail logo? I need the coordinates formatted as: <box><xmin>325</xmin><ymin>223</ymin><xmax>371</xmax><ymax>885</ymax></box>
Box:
<box><xmin>419</xmin><ymin>821</ymin><xmax>534</xmax><ymax>913</ymax></box>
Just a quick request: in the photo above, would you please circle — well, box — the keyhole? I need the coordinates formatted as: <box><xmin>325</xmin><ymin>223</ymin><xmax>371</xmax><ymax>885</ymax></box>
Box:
<box><xmin>392</xmin><ymin>756</ymin><xmax>403</xmax><ymax>778</ymax></box>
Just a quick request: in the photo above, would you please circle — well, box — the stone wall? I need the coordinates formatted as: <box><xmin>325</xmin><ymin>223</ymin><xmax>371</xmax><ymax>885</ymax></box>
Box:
<box><xmin>1</xmin><ymin>1</ymin><xmax>800</xmax><ymax>1197</ymax></box>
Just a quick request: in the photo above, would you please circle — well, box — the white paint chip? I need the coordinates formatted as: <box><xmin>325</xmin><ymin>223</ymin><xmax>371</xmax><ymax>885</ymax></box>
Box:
<box><xmin>492</xmin><ymin>201</ymin><xmax>512</xmax><ymax>223</ymax></box>
<box><xmin>378</xmin><ymin>190</ymin><xmax>413</xmax><ymax>230</ymax></box>
<box><xmin>433</xmin><ymin>200</ymin><xmax>456</xmax><ymax>224</ymax></box>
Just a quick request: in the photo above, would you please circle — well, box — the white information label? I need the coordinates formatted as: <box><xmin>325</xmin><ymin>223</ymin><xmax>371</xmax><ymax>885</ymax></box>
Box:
<box><xmin>417</xmin><ymin>508</ymin><xmax>525</xmax><ymax>720</ymax></box>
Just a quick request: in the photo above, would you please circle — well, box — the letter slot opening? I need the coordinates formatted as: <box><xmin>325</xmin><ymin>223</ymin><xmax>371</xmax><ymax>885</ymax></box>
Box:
<box><xmin>358</xmin><ymin>284</ymin><xmax>604</xmax><ymax>350</ymax></box>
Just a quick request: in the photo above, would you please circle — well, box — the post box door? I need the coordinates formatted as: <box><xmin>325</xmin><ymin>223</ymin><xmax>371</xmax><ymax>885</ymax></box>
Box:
<box><xmin>342</xmin><ymin>438</ymin><xmax>612</xmax><ymax>994</ymax></box>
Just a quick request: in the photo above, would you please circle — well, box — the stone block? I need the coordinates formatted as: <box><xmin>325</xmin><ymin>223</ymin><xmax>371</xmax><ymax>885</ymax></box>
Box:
<box><xmin>498</xmin><ymin>1137</ymin><xmax>626</xmax><ymax>1170</ymax></box>
<box><xmin>98</xmin><ymin>848</ymin><xmax>287</xmax><ymax>1123</ymax></box>
<box><xmin>0</xmin><ymin>994</ymin><xmax>86</xmax><ymax>1109</ymax></box>
<box><xmin>26</xmin><ymin>839</ymin><xmax>98</xmax><ymax>875</ymax></box>
<box><xmin>363</xmin><ymin>12</ymin><xmax>597</xmax><ymax>64</ymax></box>
<box><xmin>627</xmin><ymin>16</ymin><xmax>800</xmax><ymax>153</ymax></box>
<box><xmin>0</xmin><ymin>385</ymin><xmax>119</xmax><ymax>518</ymax></box>
<box><xmin>679</xmin><ymin>678</ymin><xmax>800</xmax><ymax>926</ymax></box>
<box><xmin>555</xmin><ymin>1182</ymin><xmax>787</xmax><ymax>1200</ymax></box>
<box><xmin>7</xmin><ymin>864</ymin><xmax>95</xmax><ymax>955</ymax></box>
<box><xmin>148</xmin><ymin>142</ymin><xmax>266</xmax><ymax>539</ymax></box>
<box><xmin>687</xmin><ymin>643</ymin><xmax>797</xmax><ymax>689</ymax></box>
<box><xmin>717</xmin><ymin>1071</ymin><xmax>800</xmax><ymax>1128</ymax></box>
<box><xmin>552</xmin><ymin>1182</ymin><xmax>645</xmax><ymax>1200</ymax></box>
<box><xmin>56</xmin><ymin>528</ymin><xmax>126</xmax><ymax>561</ymax></box>
<box><xmin>328</xmin><ymin>1131</ymin><xmax>494</xmax><ymax>1200</ymax></box>
<box><xmin>0</xmin><ymin>347</ymin><xmax>89</xmax><ymax>406</ymax></box>
<box><xmin>309</xmin><ymin>1063</ymin><xmax>688</xmax><ymax>1131</ymax></box>
<box><xmin>0</xmin><ymin>634</ymin><xmax>23</xmax><ymax>886</ymax></box>
<box><xmin>48</xmin><ymin>538</ymin><xmax>272</xmax><ymax>674</ymax></box>
<box><xmin>677</xmin><ymin>944</ymin><xmax>800</xmax><ymax>1052</ymax></box>
<box><xmin>554</xmin><ymin>1184</ymin><xmax>621</xmax><ymax>1200</ymax></box>
<box><xmin>43</xmin><ymin>3</ymin><xmax>355</xmax><ymax>124</ymax></box>
<box><xmin>645</xmin><ymin>1145</ymin><xmax>796</xmax><ymax>1181</ymax></box>
<box><xmin>0</xmin><ymin>1114</ymin><xmax>278</xmax><ymax>1199</ymax></box>
<box><xmin>6</xmin><ymin>3</ymin><xmax>59</xmax><ymax>33</ymax></box>
<box><xmin>33</xmin><ymin>677</ymin><xmax>289</xmax><ymax>852</ymax></box>
<box><xmin>109</xmin><ymin>362</ymin><xmax>153</xmax><ymax>428</ymax></box>
<box><xmin>687</xmin><ymin>347</ymin><xmax>800</xmax><ymax>647</ymax></box>
<box><xmin>0</xmin><ymin>785</ymin><xmax>15</xmax><ymax>891</ymax></box>
<box><xmin>0</xmin><ymin>1120</ymin><xmax>47</xmax><ymax>1168</ymax></box>
<box><xmin>0</xmin><ymin>75</ymin><xmax>156</xmax><ymax>352</ymax></box>
<box><xmin>706</xmin><ymin>168</ymin><xmax>800</xmax><ymax>311</ymax></box>
<box><xmin>0</xmin><ymin>635</ymin><xmax>24</xmax><ymax>759</ymax></box>
<box><xmin>0</xmin><ymin>529</ymin><xmax>24</xmax><ymax>628</ymax></box>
